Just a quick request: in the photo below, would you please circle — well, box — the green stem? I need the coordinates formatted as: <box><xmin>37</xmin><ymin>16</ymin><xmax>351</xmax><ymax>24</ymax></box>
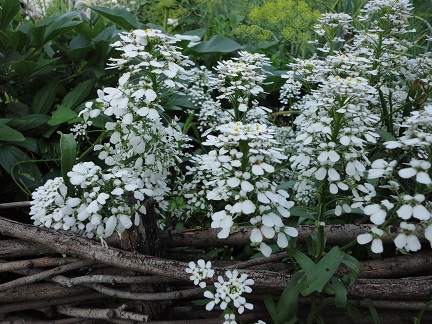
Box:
<box><xmin>315</xmin><ymin>182</ymin><xmax>327</xmax><ymax>261</ymax></box>
<box><xmin>76</xmin><ymin>129</ymin><xmax>110</xmax><ymax>163</ymax></box>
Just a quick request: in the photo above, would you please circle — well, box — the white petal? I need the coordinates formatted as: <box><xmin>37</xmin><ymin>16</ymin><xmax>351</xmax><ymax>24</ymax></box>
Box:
<box><xmin>260</xmin><ymin>242</ymin><xmax>272</xmax><ymax>257</ymax></box>
<box><xmin>241</xmin><ymin>200</ymin><xmax>256</xmax><ymax>214</ymax></box>
<box><xmin>398</xmin><ymin>168</ymin><xmax>417</xmax><ymax>179</ymax></box>
<box><xmin>277</xmin><ymin>232</ymin><xmax>288</xmax><ymax>248</ymax></box>
<box><xmin>406</xmin><ymin>235</ymin><xmax>421</xmax><ymax>251</ymax></box>
<box><xmin>227</xmin><ymin>177</ymin><xmax>240</xmax><ymax>187</ymax></box>
<box><xmin>357</xmin><ymin>233</ymin><xmax>373</xmax><ymax>245</ymax></box>
<box><xmin>413</xmin><ymin>204</ymin><xmax>431</xmax><ymax>220</ymax></box>
<box><xmin>371</xmin><ymin>238</ymin><xmax>383</xmax><ymax>253</ymax></box>
<box><xmin>145</xmin><ymin>89</ymin><xmax>157</xmax><ymax>102</ymax></box>
<box><xmin>250</xmin><ymin>228</ymin><xmax>263</xmax><ymax>243</ymax></box>
<box><xmin>119</xmin><ymin>214</ymin><xmax>133</xmax><ymax>229</ymax></box>
<box><xmin>394</xmin><ymin>233</ymin><xmax>406</xmax><ymax>249</ymax></box>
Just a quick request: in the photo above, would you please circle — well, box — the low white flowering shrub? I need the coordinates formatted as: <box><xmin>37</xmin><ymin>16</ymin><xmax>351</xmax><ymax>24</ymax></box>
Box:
<box><xmin>30</xmin><ymin>29</ymin><xmax>192</xmax><ymax>240</ymax></box>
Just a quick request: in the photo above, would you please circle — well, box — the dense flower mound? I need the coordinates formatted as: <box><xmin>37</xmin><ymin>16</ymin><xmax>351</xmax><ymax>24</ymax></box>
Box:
<box><xmin>172</xmin><ymin>51</ymin><xmax>297</xmax><ymax>257</ymax></box>
<box><xmin>281</xmin><ymin>0</ymin><xmax>432</xmax><ymax>254</ymax></box>
<box><xmin>30</xmin><ymin>29</ymin><xmax>191</xmax><ymax>239</ymax></box>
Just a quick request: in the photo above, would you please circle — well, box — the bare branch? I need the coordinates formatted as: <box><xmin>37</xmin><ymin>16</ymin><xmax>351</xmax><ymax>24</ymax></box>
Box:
<box><xmin>159</xmin><ymin>224</ymin><xmax>427</xmax><ymax>247</ymax></box>
<box><xmin>0</xmin><ymin>257</ymin><xmax>79</xmax><ymax>272</ymax></box>
<box><xmin>0</xmin><ymin>201</ymin><xmax>31</xmax><ymax>209</ymax></box>
<box><xmin>80</xmin><ymin>282</ymin><xmax>204</xmax><ymax>300</ymax></box>
<box><xmin>56</xmin><ymin>305</ymin><xmax>149</xmax><ymax>322</ymax></box>
<box><xmin>0</xmin><ymin>239</ymin><xmax>57</xmax><ymax>258</ymax></box>
<box><xmin>0</xmin><ymin>291</ymin><xmax>103</xmax><ymax>313</ymax></box>
<box><xmin>51</xmin><ymin>274</ymin><xmax>178</xmax><ymax>287</ymax></box>
<box><xmin>0</xmin><ymin>260</ymin><xmax>95</xmax><ymax>292</ymax></box>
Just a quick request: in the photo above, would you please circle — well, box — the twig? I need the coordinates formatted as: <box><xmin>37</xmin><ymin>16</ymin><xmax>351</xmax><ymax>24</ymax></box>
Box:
<box><xmin>51</xmin><ymin>274</ymin><xmax>178</xmax><ymax>287</ymax></box>
<box><xmin>226</xmin><ymin>251</ymin><xmax>288</xmax><ymax>269</ymax></box>
<box><xmin>0</xmin><ymin>260</ymin><xmax>95</xmax><ymax>292</ymax></box>
<box><xmin>0</xmin><ymin>201</ymin><xmax>31</xmax><ymax>209</ymax></box>
<box><xmin>0</xmin><ymin>216</ymin><xmax>289</xmax><ymax>289</ymax></box>
<box><xmin>0</xmin><ymin>257</ymin><xmax>78</xmax><ymax>272</ymax></box>
<box><xmin>0</xmin><ymin>292</ymin><xmax>103</xmax><ymax>314</ymax></box>
<box><xmin>0</xmin><ymin>239</ymin><xmax>57</xmax><ymax>258</ymax></box>
<box><xmin>159</xmin><ymin>224</ymin><xmax>427</xmax><ymax>247</ymax></box>
<box><xmin>81</xmin><ymin>282</ymin><xmax>204</xmax><ymax>300</ymax></box>
<box><xmin>56</xmin><ymin>305</ymin><xmax>149</xmax><ymax>322</ymax></box>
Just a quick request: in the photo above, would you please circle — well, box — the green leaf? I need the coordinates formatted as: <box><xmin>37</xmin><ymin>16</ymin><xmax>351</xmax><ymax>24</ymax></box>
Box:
<box><xmin>11</xmin><ymin>60</ymin><xmax>37</xmax><ymax>81</ymax></box>
<box><xmin>331</xmin><ymin>276</ymin><xmax>348</xmax><ymax>308</ymax></box>
<box><xmin>90</xmin><ymin>6</ymin><xmax>142</xmax><ymax>31</ymax></box>
<box><xmin>341</xmin><ymin>252</ymin><xmax>360</xmax><ymax>286</ymax></box>
<box><xmin>192</xmin><ymin>35</ymin><xmax>242</xmax><ymax>53</ymax></box>
<box><xmin>44</xmin><ymin>12</ymin><xmax>82</xmax><ymax>43</ymax></box>
<box><xmin>60</xmin><ymin>133</ymin><xmax>77</xmax><ymax>196</ymax></box>
<box><xmin>366</xmin><ymin>299</ymin><xmax>381</xmax><ymax>324</ymax></box>
<box><xmin>0</xmin><ymin>0</ymin><xmax>20</xmax><ymax>31</ymax></box>
<box><xmin>263</xmin><ymin>294</ymin><xmax>279</xmax><ymax>324</ymax></box>
<box><xmin>14</xmin><ymin>137</ymin><xmax>40</xmax><ymax>154</ymax></box>
<box><xmin>32</xmin><ymin>80</ymin><xmax>60</xmax><ymax>114</ymax></box>
<box><xmin>276</xmin><ymin>272</ymin><xmax>305</xmax><ymax>322</ymax></box>
<box><xmin>7</xmin><ymin>114</ymin><xmax>50</xmax><ymax>131</ymax></box>
<box><xmin>293</xmin><ymin>246</ymin><xmax>344</xmax><ymax>295</ymax></box>
<box><xmin>61</xmin><ymin>79</ymin><xmax>95</xmax><ymax>110</ymax></box>
<box><xmin>375</xmin><ymin>128</ymin><xmax>396</xmax><ymax>142</ymax></box>
<box><xmin>0</xmin><ymin>144</ymin><xmax>29</xmax><ymax>173</ymax></box>
<box><xmin>48</xmin><ymin>105</ymin><xmax>79</xmax><ymax>126</ymax></box>
<box><xmin>0</xmin><ymin>124</ymin><xmax>25</xmax><ymax>142</ymax></box>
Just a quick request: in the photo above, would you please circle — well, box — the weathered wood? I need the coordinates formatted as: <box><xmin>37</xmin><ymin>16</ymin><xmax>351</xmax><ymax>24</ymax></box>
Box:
<box><xmin>0</xmin><ymin>257</ymin><xmax>78</xmax><ymax>272</ymax></box>
<box><xmin>159</xmin><ymin>224</ymin><xmax>427</xmax><ymax>247</ymax></box>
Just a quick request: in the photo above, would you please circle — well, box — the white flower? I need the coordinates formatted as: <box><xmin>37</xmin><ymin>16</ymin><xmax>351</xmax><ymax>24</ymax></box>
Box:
<box><xmin>394</xmin><ymin>222</ymin><xmax>421</xmax><ymax>252</ymax></box>
<box><xmin>364</xmin><ymin>200</ymin><xmax>394</xmax><ymax>225</ymax></box>
<box><xmin>186</xmin><ymin>259</ymin><xmax>214</xmax><ymax>288</ymax></box>
<box><xmin>398</xmin><ymin>159</ymin><xmax>432</xmax><ymax>185</ymax></box>
<box><xmin>357</xmin><ymin>226</ymin><xmax>384</xmax><ymax>253</ymax></box>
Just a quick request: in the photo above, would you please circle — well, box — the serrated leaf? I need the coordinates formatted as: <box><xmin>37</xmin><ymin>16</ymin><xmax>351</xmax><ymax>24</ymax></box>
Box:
<box><xmin>60</xmin><ymin>133</ymin><xmax>77</xmax><ymax>196</ymax></box>
<box><xmin>48</xmin><ymin>105</ymin><xmax>79</xmax><ymax>126</ymax></box>
<box><xmin>192</xmin><ymin>35</ymin><xmax>242</xmax><ymax>53</ymax></box>
<box><xmin>0</xmin><ymin>124</ymin><xmax>25</xmax><ymax>142</ymax></box>
<box><xmin>90</xmin><ymin>6</ymin><xmax>142</xmax><ymax>31</ymax></box>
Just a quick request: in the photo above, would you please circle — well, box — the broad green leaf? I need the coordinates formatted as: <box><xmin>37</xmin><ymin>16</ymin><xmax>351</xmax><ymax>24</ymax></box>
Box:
<box><xmin>366</xmin><ymin>299</ymin><xmax>381</xmax><ymax>324</ymax></box>
<box><xmin>60</xmin><ymin>133</ymin><xmax>77</xmax><ymax>196</ymax></box>
<box><xmin>11</xmin><ymin>60</ymin><xmax>37</xmax><ymax>81</ymax></box>
<box><xmin>0</xmin><ymin>144</ymin><xmax>29</xmax><ymax>173</ymax></box>
<box><xmin>61</xmin><ymin>79</ymin><xmax>95</xmax><ymax>110</ymax></box>
<box><xmin>44</xmin><ymin>12</ymin><xmax>82</xmax><ymax>43</ymax></box>
<box><xmin>192</xmin><ymin>35</ymin><xmax>242</xmax><ymax>53</ymax></box>
<box><xmin>331</xmin><ymin>276</ymin><xmax>348</xmax><ymax>308</ymax></box>
<box><xmin>0</xmin><ymin>124</ymin><xmax>25</xmax><ymax>142</ymax></box>
<box><xmin>14</xmin><ymin>137</ymin><xmax>40</xmax><ymax>154</ymax></box>
<box><xmin>276</xmin><ymin>272</ymin><xmax>305</xmax><ymax>323</ymax></box>
<box><xmin>293</xmin><ymin>246</ymin><xmax>344</xmax><ymax>295</ymax></box>
<box><xmin>7</xmin><ymin>114</ymin><xmax>49</xmax><ymax>131</ymax></box>
<box><xmin>90</xmin><ymin>6</ymin><xmax>142</xmax><ymax>31</ymax></box>
<box><xmin>27</xmin><ymin>58</ymin><xmax>59</xmax><ymax>79</ymax></box>
<box><xmin>375</xmin><ymin>128</ymin><xmax>396</xmax><ymax>142</ymax></box>
<box><xmin>48</xmin><ymin>105</ymin><xmax>79</xmax><ymax>126</ymax></box>
<box><xmin>32</xmin><ymin>80</ymin><xmax>60</xmax><ymax>114</ymax></box>
<box><xmin>0</xmin><ymin>0</ymin><xmax>20</xmax><ymax>31</ymax></box>
<box><xmin>0</xmin><ymin>119</ymin><xmax>10</xmax><ymax>124</ymax></box>
<box><xmin>341</xmin><ymin>252</ymin><xmax>360</xmax><ymax>286</ymax></box>
<box><xmin>263</xmin><ymin>294</ymin><xmax>279</xmax><ymax>324</ymax></box>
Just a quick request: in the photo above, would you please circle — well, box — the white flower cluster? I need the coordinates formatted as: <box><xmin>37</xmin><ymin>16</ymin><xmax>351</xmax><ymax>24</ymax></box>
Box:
<box><xmin>357</xmin><ymin>105</ymin><xmax>432</xmax><ymax>253</ymax></box>
<box><xmin>31</xmin><ymin>29</ymin><xmax>192</xmax><ymax>239</ymax></box>
<box><xmin>172</xmin><ymin>52</ymin><xmax>296</xmax><ymax>256</ymax></box>
<box><xmin>186</xmin><ymin>259</ymin><xmax>254</xmax><ymax>320</ymax></box>
<box><xmin>313</xmin><ymin>13</ymin><xmax>353</xmax><ymax>53</ymax></box>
